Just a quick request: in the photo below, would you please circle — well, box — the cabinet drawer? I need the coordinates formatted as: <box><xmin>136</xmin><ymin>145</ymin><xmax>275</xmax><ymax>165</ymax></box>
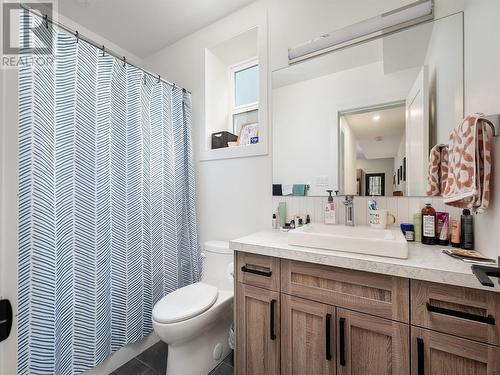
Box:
<box><xmin>281</xmin><ymin>259</ymin><xmax>409</xmax><ymax>322</ymax></box>
<box><xmin>236</xmin><ymin>251</ymin><xmax>280</xmax><ymax>291</ymax></box>
<box><xmin>411</xmin><ymin>280</ymin><xmax>500</xmax><ymax>346</ymax></box>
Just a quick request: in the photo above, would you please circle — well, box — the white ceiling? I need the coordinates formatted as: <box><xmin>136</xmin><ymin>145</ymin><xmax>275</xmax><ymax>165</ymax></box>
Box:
<box><xmin>345</xmin><ymin>106</ymin><xmax>405</xmax><ymax>160</ymax></box>
<box><xmin>58</xmin><ymin>0</ymin><xmax>256</xmax><ymax>58</ymax></box>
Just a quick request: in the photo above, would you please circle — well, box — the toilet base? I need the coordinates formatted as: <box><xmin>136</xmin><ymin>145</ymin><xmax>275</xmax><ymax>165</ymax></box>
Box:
<box><xmin>166</xmin><ymin>313</ymin><xmax>232</xmax><ymax>375</ymax></box>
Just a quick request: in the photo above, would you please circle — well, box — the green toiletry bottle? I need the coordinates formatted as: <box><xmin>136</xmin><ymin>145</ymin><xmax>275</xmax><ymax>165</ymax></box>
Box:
<box><xmin>413</xmin><ymin>213</ymin><xmax>422</xmax><ymax>242</ymax></box>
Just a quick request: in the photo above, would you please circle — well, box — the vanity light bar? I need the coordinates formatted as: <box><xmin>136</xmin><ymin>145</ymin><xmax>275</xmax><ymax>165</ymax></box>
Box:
<box><xmin>288</xmin><ymin>0</ymin><xmax>434</xmax><ymax>64</ymax></box>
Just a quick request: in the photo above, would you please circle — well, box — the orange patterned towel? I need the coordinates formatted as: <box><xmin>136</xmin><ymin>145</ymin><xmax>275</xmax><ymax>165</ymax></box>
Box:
<box><xmin>427</xmin><ymin>144</ymin><xmax>449</xmax><ymax>196</ymax></box>
<box><xmin>443</xmin><ymin>114</ymin><xmax>494</xmax><ymax>213</ymax></box>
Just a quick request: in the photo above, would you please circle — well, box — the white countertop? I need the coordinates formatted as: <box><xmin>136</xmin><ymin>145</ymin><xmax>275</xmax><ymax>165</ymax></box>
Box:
<box><xmin>230</xmin><ymin>230</ymin><xmax>500</xmax><ymax>292</ymax></box>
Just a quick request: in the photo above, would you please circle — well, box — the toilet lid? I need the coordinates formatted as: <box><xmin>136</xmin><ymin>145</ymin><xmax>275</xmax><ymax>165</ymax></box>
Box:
<box><xmin>152</xmin><ymin>282</ymin><xmax>218</xmax><ymax>324</ymax></box>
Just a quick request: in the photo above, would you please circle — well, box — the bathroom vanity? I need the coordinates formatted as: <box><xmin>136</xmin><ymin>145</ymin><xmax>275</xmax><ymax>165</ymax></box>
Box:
<box><xmin>231</xmin><ymin>231</ymin><xmax>500</xmax><ymax>375</ymax></box>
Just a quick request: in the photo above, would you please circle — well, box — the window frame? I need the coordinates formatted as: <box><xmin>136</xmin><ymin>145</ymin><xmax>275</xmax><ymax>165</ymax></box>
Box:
<box><xmin>228</xmin><ymin>57</ymin><xmax>259</xmax><ymax>135</ymax></box>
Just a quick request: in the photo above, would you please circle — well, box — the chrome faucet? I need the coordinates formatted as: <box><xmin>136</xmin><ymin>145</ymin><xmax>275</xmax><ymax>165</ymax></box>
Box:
<box><xmin>343</xmin><ymin>195</ymin><xmax>354</xmax><ymax>226</ymax></box>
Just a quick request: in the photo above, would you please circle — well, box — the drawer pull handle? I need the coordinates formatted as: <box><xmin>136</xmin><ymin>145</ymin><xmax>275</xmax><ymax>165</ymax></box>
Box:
<box><xmin>241</xmin><ymin>266</ymin><xmax>272</xmax><ymax>278</ymax></box>
<box><xmin>417</xmin><ymin>337</ymin><xmax>424</xmax><ymax>375</ymax></box>
<box><xmin>325</xmin><ymin>314</ymin><xmax>332</xmax><ymax>361</ymax></box>
<box><xmin>339</xmin><ymin>317</ymin><xmax>346</xmax><ymax>366</ymax></box>
<box><xmin>426</xmin><ymin>302</ymin><xmax>496</xmax><ymax>325</ymax></box>
<box><xmin>270</xmin><ymin>299</ymin><xmax>277</xmax><ymax>340</ymax></box>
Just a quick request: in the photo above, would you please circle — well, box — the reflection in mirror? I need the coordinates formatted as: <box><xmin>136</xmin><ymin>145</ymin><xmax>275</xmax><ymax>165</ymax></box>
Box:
<box><xmin>339</xmin><ymin>103</ymin><xmax>405</xmax><ymax>197</ymax></box>
<box><xmin>272</xmin><ymin>13</ymin><xmax>463</xmax><ymax>197</ymax></box>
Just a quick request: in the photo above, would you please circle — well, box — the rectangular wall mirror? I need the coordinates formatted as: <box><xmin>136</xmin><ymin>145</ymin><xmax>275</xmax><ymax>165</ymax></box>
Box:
<box><xmin>272</xmin><ymin>12</ymin><xmax>463</xmax><ymax>197</ymax></box>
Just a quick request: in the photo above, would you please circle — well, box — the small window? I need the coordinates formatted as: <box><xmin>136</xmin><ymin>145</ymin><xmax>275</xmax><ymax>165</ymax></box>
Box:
<box><xmin>234</xmin><ymin>64</ymin><xmax>259</xmax><ymax>106</ymax></box>
<box><xmin>230</xmin><ymin>59</ymin><xmax>259</xmax><ymax>140</ymax></box>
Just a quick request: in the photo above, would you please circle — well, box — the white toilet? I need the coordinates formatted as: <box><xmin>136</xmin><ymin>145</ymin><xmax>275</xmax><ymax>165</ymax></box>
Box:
<box><xmin>152</xmin><ymin>241</ymin><xmax>234</xmax><ymax>375</ymax></box>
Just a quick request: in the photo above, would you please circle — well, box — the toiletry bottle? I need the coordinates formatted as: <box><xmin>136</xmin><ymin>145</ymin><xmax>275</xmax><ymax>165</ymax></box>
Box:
<box><xmin>324</xmin><ymin>190</ymin><xmax>336</xmax><ymax>224</ymax></box>
<box><xmin>298</xmin><ymin>218</ymin><xmax>303</xmax><ymax>227</ymax></box>
<box><xmin>413</xmin><ymin>213</ymin><xmax>422</xmax><ymax>242</ymax></box>
<box><xmin>306</xmin><ymin>214</ymin><xmax>311</xmax><ymax>224</ymax></box>
<box><xmin>436</xmin><ymin>212</ymin><xmax>450</xmax><ymax>246</ymax></box>
<box><xmin>421</xmin><ymin>203</ymin><xmax>436</xmax><ymax>245</ymax></box>
<box><xmin>401</xmin><ymin>223</ymin><xmax>415</xmax><ymax>242</ymax></box>
<box><xmin>295</xmin><ymin>215</ymin><xmax>301</xmax><ymax>226</ymax></box>
<box><xmin>278</xmin><ymin>202</ymin><xmax>286</xmax><ymax>228</ymax></box>
<box><xmin>272</xmin><ymin>214</ymin><xmax>278</xmax><ymax>230</ymax></box>
<box><xmin>290</xmin><ymin>219</ymin><xmax>296</xmax><ymax>229</ymax></box>
<box><xmin>451</xmin><ymin>218</ymin><xmax>461</xmax><ymax>248</ymax></box>
<box><xmin>460</xmin><ymin>209</ymin><xmax>474</xmax><ymax>250</ymax></box>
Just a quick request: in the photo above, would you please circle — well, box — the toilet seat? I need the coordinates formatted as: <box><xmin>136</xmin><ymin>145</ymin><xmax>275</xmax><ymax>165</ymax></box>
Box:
<box><xmin>152</xmin><ymin>282</ymin><xmax>219</xmax><ymax>324</ymax></box>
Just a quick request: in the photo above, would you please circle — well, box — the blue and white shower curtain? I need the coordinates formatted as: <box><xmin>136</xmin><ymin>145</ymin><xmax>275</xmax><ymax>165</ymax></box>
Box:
<box><xmin>18</xmin><ymin>16</ymin><xmax>200</xmax><ymax>375</ymax></box>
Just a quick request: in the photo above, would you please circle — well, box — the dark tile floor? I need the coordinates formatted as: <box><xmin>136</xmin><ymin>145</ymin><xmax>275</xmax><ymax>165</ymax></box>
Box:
<box><xmin>110</xmin><ymin>342</ymin><xmax>233</xmax><ymax>375</ymax></box>
<box><xmin>208</xmin><ymin>352</ymin><xmax>234</xmax><ymax>375</ymax></box>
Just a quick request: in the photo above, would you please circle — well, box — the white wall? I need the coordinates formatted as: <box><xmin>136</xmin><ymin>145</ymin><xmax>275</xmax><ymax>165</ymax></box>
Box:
<box><xmin>342</xmin><ymin>118</ymin><xmax>358</xmax><ymax>196</ymax></box>
<box><xmin>145</xmin><ymin>3</ymin><xmax>271</xmax><ymax>243</ymax></box>
<box><xmin>356</xmin><ymin>158</ymin><xmax>395</xmax><ymax>196</ymax></box>
<box><xmin>272</xmin><ymin>61</ymin><xmax>419</xmax><ymax>196</ymax></box>
<box><xmin>424</xmin><ymin>13</ymin><xmax>464</xmax><ymax>145</ymax></box>
<box><xmin>205</xmin><ymin>49</ymin><xmax>231</xmax><ymax>135</ymax></box>
<box><xmin>463</xmin><ymin>0</ymin><xmax>500</xmax><ymax>259</ymax></box>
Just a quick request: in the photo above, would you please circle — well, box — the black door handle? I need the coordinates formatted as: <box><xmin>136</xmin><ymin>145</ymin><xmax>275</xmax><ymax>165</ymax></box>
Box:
<box><xmin>325</xmin><ymin>314</ymin><xmax>332</xmax><ymax>361</ymax></box>
<box><xmin>339</xmin><ymin>317</ymin><xmax>346</xmax><ymax>366</ymax></box>
<box><xmin>0</xmin><ymin>299</ymin><xmax>13</xmax><ymax>342</ymax></box>
<box><xmin>417</xmin><ymin>337</ymin><xmax>424</xmax><ymax>375</ymax></box>
<box><xmin>241</xmin><ymin>266</ymin><xmax>272</xmax><ymax>278</ymax></box>
<box><xmin>270</xmin><ymin>299</ymin><xmax>277</xmax><ymax>340</ymax></box>
<box><xmin>426</xmin><ymin>302</ymin><xmax>495</xmax><ymax>325</ymax></box>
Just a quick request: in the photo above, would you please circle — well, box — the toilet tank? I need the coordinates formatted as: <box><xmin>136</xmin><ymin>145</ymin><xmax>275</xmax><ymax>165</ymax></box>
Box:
<box><xmin>201</xmin><ymin>240</ymin><xmax>234</xmax><ymax>292</ymax></box>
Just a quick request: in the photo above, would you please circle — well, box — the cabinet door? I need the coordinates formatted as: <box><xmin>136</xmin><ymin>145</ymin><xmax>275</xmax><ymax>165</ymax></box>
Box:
<box><xmin>336</xmin><ymin>308</ymin><xmax>409</xmax><ymax>375</ymax></box>
<box><xmin>411</xmin><ymin>327</ymin><xmax>500</xmax><ymax>375</ymax></box>
<box><xmin>235</xmin><ymin>283</ymin><xmax>280</xmax><ymax>375</ymax></box>
<box><xmin>281</xmin><ymin>294</ymin><xmax>335</xmax><ymax>375</ymax></box>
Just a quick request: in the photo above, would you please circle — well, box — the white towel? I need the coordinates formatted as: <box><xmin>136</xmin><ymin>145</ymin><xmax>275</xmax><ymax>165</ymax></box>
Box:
<box><xmin>282</xmin><ymin>184</ymin><xmax>293</xmax><ymax>196</ymax></box>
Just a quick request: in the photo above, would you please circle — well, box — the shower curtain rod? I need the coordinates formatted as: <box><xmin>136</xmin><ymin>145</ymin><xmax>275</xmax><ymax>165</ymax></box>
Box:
<box><xmin>19</xmin><ymin>3</ymin><xmax>192</xmax><ymax>94</ymax></box>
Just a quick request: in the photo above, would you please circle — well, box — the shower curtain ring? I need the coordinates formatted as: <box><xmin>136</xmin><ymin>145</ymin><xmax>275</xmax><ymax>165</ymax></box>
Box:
<box><xmin>157</xmin><ymin>75</ymin><xmax>161</xmax><ymax>83</ymax></box>
<box><xmin>101</xmin><ymin>45</ymin><xmax>105</xmax><ymax>57</ymax></box>
<box><xmin>75</xmin><ymin>31</ymin><xmax>79</xmax><ymax>43</ymax></box>
<box><xmin>122</xmin><ymin>56</ymin><xmax>126</xmax><ymax>67</ymax></box>
<box><xmin>172</xmin><ymin>83</ymin><xmax>176</xmax><ymax>92</ymax></box>
<box><xmin>43</xmin><ymin>14</ymin><xmax>48</xmax><ymax>29</ymax></box>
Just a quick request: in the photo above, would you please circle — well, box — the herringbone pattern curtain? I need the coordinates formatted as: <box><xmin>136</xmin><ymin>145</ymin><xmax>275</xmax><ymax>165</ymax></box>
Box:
<box><xmin>18</xmin><ymin>16</ymin><xmax>200</xmax><ymax>375</ymax></box>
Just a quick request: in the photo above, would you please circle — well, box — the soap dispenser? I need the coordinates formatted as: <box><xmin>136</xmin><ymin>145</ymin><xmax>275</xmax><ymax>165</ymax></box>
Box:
<box><xmin>324</xmin><ymin>190</ymin><xmax>336</xmax><ymax>225</ymax></box>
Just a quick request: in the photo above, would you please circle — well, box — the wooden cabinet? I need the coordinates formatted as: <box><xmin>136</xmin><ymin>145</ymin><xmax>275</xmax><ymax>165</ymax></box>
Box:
<box><xmin>235</xmin><ymin>283</ymin><xmax>280</xmax><ymax>375</ymax></box>
<box><xmin>235</xmin><ymin>251</ymin><xmax>500</xmax><ymax>374</ymax></box>
<box><xmin>411</xmin><ymin>327</ymin><xmax>500</xmax><ymax>375</ymax></box>
<box><xmin>281</xmin><ymin>294</ymin><xmax>335</xmax><ymax>375</ymax></box>
<box><xmin>336</xmin><ymin>308</ymin><xmax>409</xmax><ymax>375</ymax></box>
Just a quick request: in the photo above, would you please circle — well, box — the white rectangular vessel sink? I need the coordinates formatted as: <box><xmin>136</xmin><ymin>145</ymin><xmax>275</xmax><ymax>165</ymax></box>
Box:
<box><xmin>288</xmin><ymin>224</ymin><xmax>408</xmax><ymax>259</ymax></box>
